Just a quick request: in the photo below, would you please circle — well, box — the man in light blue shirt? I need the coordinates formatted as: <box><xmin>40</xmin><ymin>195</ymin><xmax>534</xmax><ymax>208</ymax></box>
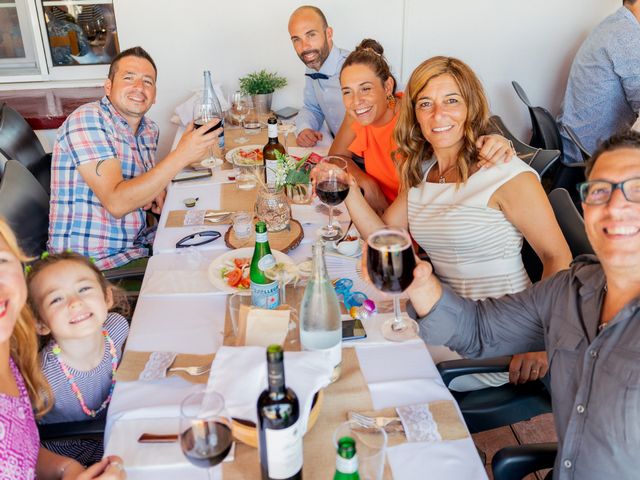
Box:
<box><xmin>558</xmin><ymin>0</ymin><xmax>640</xmax><ymax>163</ymax></box>
<box><xmin>288</xmin><ymin>6</ymin><xmax>349</xmax><ymax>147</ymax></box>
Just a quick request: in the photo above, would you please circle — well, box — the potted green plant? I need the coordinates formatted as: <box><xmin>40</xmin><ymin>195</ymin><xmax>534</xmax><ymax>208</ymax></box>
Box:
<box><xmin>239</xmin><ymin>69</ymin><xmax>288</xmax><ymax>114</ymax></box>
<box><xmin>272</xmin><ymin>150</ymin><xmax>313</xmax><ymax>204</ymax></box>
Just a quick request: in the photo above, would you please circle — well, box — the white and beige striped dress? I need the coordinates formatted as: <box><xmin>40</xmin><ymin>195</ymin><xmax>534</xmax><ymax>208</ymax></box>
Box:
<box><xmin>408</xmin><ymin>157</ymin><xmax>538</xmax><ymax>391</ymax></box>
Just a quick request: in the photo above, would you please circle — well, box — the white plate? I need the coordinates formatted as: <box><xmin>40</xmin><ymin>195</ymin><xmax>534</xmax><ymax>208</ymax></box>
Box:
<box><xmin>207</xmin><ymin>248</ymin><xmax>295</xmax><ymax>295</ymax></box>
<box><xmin>224</xmin><ymin>145</ymin><xmax>264</xmax><ymax>165</ymax></box>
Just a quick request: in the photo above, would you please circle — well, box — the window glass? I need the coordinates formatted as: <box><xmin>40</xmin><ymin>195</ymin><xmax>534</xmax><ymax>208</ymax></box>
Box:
<box><xmin>42</xmin><ymin>3</ymin><xmax>118</xmax><ymax>67</ymax></box>
<box><xmin>0</xmin><ymin>0</ymin><xmax>40</xmax><ymax>76</ymax></box>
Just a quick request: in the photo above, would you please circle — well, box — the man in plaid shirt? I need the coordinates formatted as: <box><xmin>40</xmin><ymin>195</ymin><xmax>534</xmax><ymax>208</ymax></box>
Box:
<box><xmin>48</xmin><ymin>46</ymin><xmax>221</xmax><ymax>270</ymax></box>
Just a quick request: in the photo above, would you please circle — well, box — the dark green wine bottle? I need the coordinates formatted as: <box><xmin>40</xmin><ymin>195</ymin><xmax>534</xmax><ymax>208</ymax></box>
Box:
<box><xmin>257</xmin><ymin>345</ymin><xmax>303</xmax><ymax>480</ymax></box>
<box><xmin>250</xmin><ymin>221</ymin><xmax>279</xmax><ymax>309</ymax></box>
<box><xmin>334</xmin><ymin>436</ymin><xmax>360</xmax><ymax>479</ymax></box>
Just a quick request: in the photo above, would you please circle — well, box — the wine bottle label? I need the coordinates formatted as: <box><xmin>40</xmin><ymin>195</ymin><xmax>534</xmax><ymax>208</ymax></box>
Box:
<box><xmin>251</xmin><ymin>280</ymin><xmax>280</xmax><ymax>309</ymax></box>
<box><xmin>258</xmin><ymin>253</ymin><xmax>276</xmax><ymax>271</ymax></box>
<box><xmin>336</xmin><ymin>454</ymin><xmax>359</xmax><ymax>474</ymax></box>
<box><xmin>265</xmin><ymin>421</ymin><xmax>303</xmax><ymax>479</ymax></box>
<box><xmin>265</xmin><ymin>159</ymin><xmax>278</xmax><ymax>185</ymax></box>
<box><xmin>268</xmin><ymin>122</ymin><xmax>278</xmax><ymax>139</ymax></box>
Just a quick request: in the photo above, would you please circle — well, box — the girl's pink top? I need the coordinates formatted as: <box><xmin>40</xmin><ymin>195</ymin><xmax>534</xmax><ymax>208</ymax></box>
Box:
<box><xmin>0</xmin><ymin>357</ymin><xmax>39</xmax><ymax>479</ymax></box>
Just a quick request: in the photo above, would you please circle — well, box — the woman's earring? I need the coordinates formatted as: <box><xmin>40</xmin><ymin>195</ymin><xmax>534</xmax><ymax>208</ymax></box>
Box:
<box><xmin>387</xmin><ymin>94</ymin><xmax>396</xmax><ymax>109</ymax></box>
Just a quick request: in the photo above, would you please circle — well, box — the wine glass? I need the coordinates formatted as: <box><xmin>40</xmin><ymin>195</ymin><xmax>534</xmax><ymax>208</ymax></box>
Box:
<box><xmin>180</xmin><ymin>391</ymin><xmax>232</xmax><ymax>479</ymax></box>
<box><xmin>264</xmin><ymin>262</ymin><xmax>300</xmax><ymax>343</ymax></box>
<box><xmin>315</xmin><ymin>156</ymin><xmax>349</xmax><ymax>241</ymax></box>
<box><xmin>231</xmin><ymin>91</ymin><xmax>251</xmax><ymax>144</ymax></box>
<box><xmin>366</xmin><ymin>226</ymin><xmax>419</xmax><ymax>342</ymax></box>
<box><xmin>193</xmin><ymin>100</ymin><xmax>223</xmax><ymax>168</ymax></box>
<box><xmin>277</xmin><ymin>120</ymin><xmax>296</xmax><ymax>153</ymax></box>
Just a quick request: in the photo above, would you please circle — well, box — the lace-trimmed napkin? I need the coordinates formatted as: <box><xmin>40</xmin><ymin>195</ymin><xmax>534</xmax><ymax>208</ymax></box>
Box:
<box><xmin>115</xmin><ymin>350</ymin><xmax>215</xmax><ymax>384</ymax></box>
<box><xmin>350</xmin><ymin>400</ymin><xmax>468</xmax><ymax>447</ymax></box>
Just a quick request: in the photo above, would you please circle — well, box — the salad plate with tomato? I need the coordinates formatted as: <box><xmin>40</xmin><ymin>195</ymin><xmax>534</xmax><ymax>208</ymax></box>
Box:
<box><xmin>207</xmin><ymin>247</ymin><xmax>296</xmax><ymax>294</ymax></box>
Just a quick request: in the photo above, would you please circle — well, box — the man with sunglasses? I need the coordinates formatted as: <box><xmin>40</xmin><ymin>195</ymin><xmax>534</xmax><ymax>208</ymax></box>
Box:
<box><xmin>405</xmin><ymin>130</ymin><xmax>640</xmax><ymax>479</ymax></box>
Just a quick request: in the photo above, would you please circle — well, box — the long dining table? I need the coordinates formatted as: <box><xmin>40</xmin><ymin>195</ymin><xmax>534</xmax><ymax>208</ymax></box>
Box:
<box><xmin>103</xmin><ymin>124</ymin><xmax>488</xmax><ymax>479</ymax></box>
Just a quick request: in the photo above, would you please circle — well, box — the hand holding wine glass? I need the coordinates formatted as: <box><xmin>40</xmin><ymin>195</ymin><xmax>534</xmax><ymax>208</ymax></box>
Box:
<box><xmin>193</xmin><ymin>101</ymin><xmax>223</xmax><ymax>166</ymax></box>
<box><xmin>315</xmin><ymin>156</ymin><xmax>349</xmax><ymax>241</ymax></box>
<box><xmin>366</xmin><ymin>226</ymin><xmax>419</xmax><ymax>341</ymax></box>
<box><xmin>180</xmin><ymin>391</ymin><xmax>232</xmax><ymax>478</ymax></box>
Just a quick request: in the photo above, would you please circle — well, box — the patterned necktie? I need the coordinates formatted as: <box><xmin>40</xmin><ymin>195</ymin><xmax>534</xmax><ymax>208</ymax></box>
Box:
<box><xmin>305</xmin><ymin>72</ymin><xmax>330</xmax><ymax>80</ymax></box>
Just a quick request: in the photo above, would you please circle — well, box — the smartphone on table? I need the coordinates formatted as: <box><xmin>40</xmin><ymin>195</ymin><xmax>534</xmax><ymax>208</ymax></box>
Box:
<box><xmin>342</xmin><ymin>318</ymin><xmax>367</xmax><ymax>341</ymax></box>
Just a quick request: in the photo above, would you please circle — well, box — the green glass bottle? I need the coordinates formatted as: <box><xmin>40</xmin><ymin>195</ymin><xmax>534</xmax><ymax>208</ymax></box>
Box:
<box><xmin>334</xmin><ymin>436</ymin><xmax>360</xmax><ymax>480</ymax></box>
<box><xmin>250</xmin><ymin>221</ymin><xmax>280</xmax><ymax>309</ymax></box>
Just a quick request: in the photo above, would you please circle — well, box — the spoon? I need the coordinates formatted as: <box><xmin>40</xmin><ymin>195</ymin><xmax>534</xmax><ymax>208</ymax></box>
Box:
<box><xmin>336</xmin><ymin>220</ymin><xmax>354</xmax><ymax>245</ymax></box>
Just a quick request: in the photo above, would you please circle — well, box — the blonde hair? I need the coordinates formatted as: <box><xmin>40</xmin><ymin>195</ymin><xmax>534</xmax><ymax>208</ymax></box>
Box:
<box><xmin>0</xmin><ymin>218</ymin><xmax>52</xmax><ymax>418</ymax></box>
<box><xmin>394</xmin><ymin>56</ymin><xmax>491</xmax><ymax>191</ymax></box>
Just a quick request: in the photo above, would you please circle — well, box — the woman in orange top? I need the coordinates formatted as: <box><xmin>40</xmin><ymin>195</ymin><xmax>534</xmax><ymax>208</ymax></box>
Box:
<box><xmin>330</xmin><ymin>39</ymin><xmax>514</xmax><ymax>214</ymax></box>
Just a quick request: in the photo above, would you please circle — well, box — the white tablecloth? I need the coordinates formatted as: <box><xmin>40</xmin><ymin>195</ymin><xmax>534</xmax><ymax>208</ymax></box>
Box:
<box><xmin>104</xmin><ymin>156</ymin><xmax>487</xmax><ymax>479</ymax></box>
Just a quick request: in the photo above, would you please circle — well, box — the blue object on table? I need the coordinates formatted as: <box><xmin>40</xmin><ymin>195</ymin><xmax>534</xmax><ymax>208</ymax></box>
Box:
<box><xmin>333</xmin><ymin>277</ymin><xmax>369</xmax><ymax>311</ymax></box>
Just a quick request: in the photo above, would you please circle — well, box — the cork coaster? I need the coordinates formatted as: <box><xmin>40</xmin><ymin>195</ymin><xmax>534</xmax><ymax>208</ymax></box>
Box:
<box><xmin>224</xmin><ymin>218</ymin><xmax>303</xmax><ymax>252</ymax></box>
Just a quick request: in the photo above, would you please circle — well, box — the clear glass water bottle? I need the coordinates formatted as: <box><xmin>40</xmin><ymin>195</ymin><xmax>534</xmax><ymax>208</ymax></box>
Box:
<box><xmin>299</xmin><ymin>240</ymin><xmax>342</xmax><ymax>382</ymax></box>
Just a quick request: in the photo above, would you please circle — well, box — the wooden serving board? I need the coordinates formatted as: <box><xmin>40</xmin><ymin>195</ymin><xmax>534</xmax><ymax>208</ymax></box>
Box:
<box><xmin>224</xmin><ymin>218</ymin><xmax>303</xmax><ymax>252</ymax></box>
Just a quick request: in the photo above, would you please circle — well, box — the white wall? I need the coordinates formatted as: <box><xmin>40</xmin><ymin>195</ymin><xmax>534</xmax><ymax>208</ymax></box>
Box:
<box><xmin>113</xmin><ymin>0</ymin><xmax>620</xmax><ymax>157</ymax></box>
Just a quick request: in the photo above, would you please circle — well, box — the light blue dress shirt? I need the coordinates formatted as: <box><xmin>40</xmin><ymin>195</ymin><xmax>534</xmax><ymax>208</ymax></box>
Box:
<box><xmin>295</xmin><ymin>45</ymin><xmax>350</xmax><ymax>138</ymax></box>
<box><xmin>559</xmin><ymin>6</ymin><xmax>640</xmax><ymax>163</ymax></box>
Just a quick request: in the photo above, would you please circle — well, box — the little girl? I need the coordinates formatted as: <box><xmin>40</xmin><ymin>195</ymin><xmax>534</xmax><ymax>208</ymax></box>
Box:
<box><xmin>26</xmin><ymin>252</ymin><xmax>130</xmax><ymax>466</ymax></box>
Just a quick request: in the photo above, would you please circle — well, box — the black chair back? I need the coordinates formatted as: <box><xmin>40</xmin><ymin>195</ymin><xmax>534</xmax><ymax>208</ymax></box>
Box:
<box><xmin>512</xmin><ymin>81</ymin><xmax>564</xmax><ymax>153</ymax></box>
<box><xmin>0</xmin><ymin>160</ymin><xmax>49</xmax><ymax>257</ymax></box>
<box><xmin>492</xmin><ymin>443</ymin><xmax>557</xmax><ymax>480</ymax></box>
<box><xmin>549</xmin><ymin>188</ymin><xmax>593</xmax><ymax>257</ymax></box>
<box><xmin>0</xmin><ymin>103</ymin><xmax>51</xmax><ymax>194</ymax></box>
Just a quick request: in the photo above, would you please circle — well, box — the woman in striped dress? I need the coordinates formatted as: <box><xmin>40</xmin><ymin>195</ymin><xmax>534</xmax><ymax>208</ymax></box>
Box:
<box><xmin>345</xmin><ymin>56</ymin><xmax>572</xmax><ymax>391</ymax></box>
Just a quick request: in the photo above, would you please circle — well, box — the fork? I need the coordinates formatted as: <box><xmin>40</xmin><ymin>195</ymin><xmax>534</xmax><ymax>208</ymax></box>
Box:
<box><xmin>167</xmin><ymin>365</ymin><xmax>211</xmax><ymax>376</ymax></box>
<box><xmin>350</xmin><ymin>412</ymin><xmax>401</xmax><ymax>429</ymax></box>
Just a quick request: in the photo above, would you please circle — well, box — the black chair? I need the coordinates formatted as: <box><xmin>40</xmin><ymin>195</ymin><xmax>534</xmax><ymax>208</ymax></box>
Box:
<box><xmin>492</xmin><ymin>442</ymin><xmax>557</xmax><ymax>480</ymax></box>
<box><xmin>512</xmin><ymin>81</ymin><xmax>564</xmax><ymax>153</ymax></box>
<box><xmin>562</xmin><ymin>124</ymin><xmax>592</xmax><ymax>162</ymax></box>
<box><xmin>489</xmin><ymin>115</ymin><xmax>561</xmax><ymax>180</ymax></box>
<box><xmin>38</xmin><ymin>418</ymin><xmax>106</xmax><ymax>442</ymax></box>
<box><xmin>0</xmin><ymin>160</ymin><xmax>50</xmax><ymax>257</ymax></box>
<box><xmin>0</xmin><ymin>102</ymin><xmax>52</xmax><ymax>195</ymax></box>
<box><xmin>548</xmin><ymin>188</ymin><xmax>593</xmax><ymax>257</ymax></box>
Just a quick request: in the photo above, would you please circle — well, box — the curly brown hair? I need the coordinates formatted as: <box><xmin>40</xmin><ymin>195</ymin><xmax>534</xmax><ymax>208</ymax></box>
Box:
<box><xmin>394</xmin><ymin>56</ymin><xmax>491</xmax><ymax>191</ymax></box>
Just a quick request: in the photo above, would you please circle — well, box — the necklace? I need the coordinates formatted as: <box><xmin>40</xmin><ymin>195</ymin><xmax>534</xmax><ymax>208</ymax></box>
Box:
<box><xmin>51</xmin><ymin>329</ymin><xmax>118</xmax><ymax>418</ymax></box>
<box><xmin>437</xmin><ymin>164</ymin><xmax>457</xmax><ymax>183</ymax></box>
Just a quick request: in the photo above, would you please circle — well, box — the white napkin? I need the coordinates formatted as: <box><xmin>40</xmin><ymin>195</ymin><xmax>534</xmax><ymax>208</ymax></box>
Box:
<box><xmin>205</xmin><ymin>346</ymin><xmax>333</xmax><ymax>431</ymax></box>
<box><xmin>174</xmin><ymin>89</ymin><xmax>231</xmax><ymax>127</ymax></box>
<box><xmin>291</xmin><ymin>198</ymin><xmax>350</xmax><ymax>225</ymax></box>
<box><xmin>387</xmin><ymin>440</ymin><xmax>488</xmax><ymax>480</ymax></box>
<box><xmin>140</xmin><ymin>269</ymin><xmax>224</xmax><ymax>296</ymax></box>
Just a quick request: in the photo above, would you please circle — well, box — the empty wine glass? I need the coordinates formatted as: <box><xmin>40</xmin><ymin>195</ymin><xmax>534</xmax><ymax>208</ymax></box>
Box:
<box><xmin>315</xmin><ymin>156</ymin><xmax>349</xmax><ymax>241</ymax></box>
<box><xmin>180</xmin><ymin>390</ymin><xmax>232</xmax><ymax>479</ymax></box>
<box><xmin>366</xmin><ymin>226</ymin><xmax>418</xmax><ymax>342</ymax></box>
<box><xmin>277</xmin><ymin>120</ymin><xmax>296</xmax><ymax>154</ymax></box>
<box><xmin>264</xmin><ymin>262</ymin><xmax>300</xmax><ymax>343</ymax></box>
<box><xmin>231</xmin><ymin>91</ymin><xmax>251</xmax><ymax>144</ymax></box>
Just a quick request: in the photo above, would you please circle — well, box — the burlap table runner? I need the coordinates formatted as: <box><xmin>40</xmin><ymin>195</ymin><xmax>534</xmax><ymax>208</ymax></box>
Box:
<box><xmin>220</xmin><ymin>347</ymin><xmax>392</xmax><ymax>479</ymax></box>
<box><xmin>220</xmin><ymin>183</ymin><xmax>259</xmax><ymax>213</ymax></box>
<box><xmin>115</xmin><ymin>351</ymin><xmax>215</xmax><ymax>384</ymax></box>
<box><xmin>165</xmin><ymin>209</ymin><xmax>233</xmax><ymax>228</ymax></box>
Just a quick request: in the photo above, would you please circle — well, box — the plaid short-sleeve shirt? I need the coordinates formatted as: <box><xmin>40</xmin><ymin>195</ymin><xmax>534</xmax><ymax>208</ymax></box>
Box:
<box><xmin>48</xmin><ymin>96</ymin><xmax>159</xmax><ymax>269</ymax></box>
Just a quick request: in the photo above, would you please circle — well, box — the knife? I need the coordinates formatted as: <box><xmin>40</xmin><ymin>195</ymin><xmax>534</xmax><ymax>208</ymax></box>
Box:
<box><xmin>138</xmin><ymin>433</ymin><xmax>178</xmax><ymax>443</ymax></box>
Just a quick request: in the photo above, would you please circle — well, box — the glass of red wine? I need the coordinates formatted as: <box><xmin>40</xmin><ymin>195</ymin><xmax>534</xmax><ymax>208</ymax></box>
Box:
<box><xmin>193</xmin><ymin>101</ymin><xmax>223</xmax><ymax>168</ymax></box>
<box><xmin>180</xmin><ymin>390</ymin><xmax>232</xmax><ymax>478</ymax></box>
<box><xmin>315</xmin><ymin>156</ymin><xmax>349</xmax><ymax>241</ymax></box>
<box><xmin>366</xmin><ymin>226</ymin><xmax>419</xmax><ymax>342</ymax></box>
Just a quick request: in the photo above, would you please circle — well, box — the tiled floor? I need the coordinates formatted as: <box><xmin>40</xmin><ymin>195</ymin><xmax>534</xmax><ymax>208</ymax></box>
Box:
<box><xmin>473</xmin><ymin>413</ymin><xmax>557</xmax><ymax>480</ymax></box>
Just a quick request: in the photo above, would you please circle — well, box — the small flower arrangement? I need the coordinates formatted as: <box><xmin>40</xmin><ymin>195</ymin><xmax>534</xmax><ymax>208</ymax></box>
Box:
<box><xmin>273</xmin><ymin>150</ymin><xmax>314</xmax><ymax>204</ymax></box>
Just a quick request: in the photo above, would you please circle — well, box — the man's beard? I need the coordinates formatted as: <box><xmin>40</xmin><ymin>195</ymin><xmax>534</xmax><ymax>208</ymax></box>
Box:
<box><xmin>299</xmin><ymin>40</ymin><xmax>331</xmax><ymax>70</ymax></box>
